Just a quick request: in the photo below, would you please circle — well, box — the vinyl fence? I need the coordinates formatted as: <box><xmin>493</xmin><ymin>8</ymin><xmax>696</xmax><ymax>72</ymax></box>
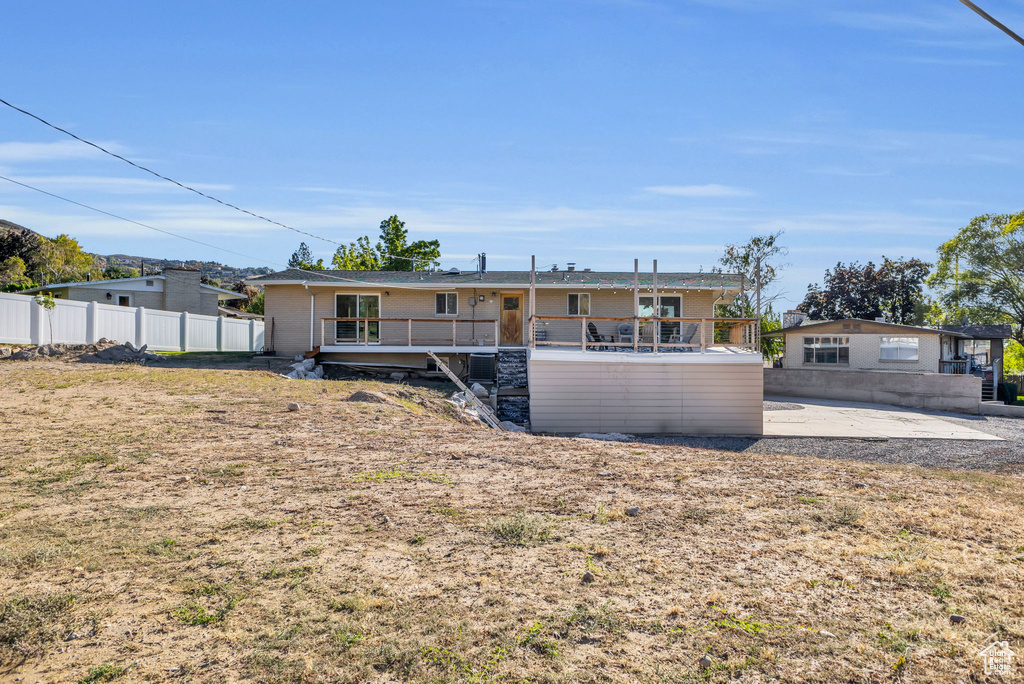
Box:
<box><xmin>0</xmin><ymin>291</ymin><xmax>265</xmax><ymax>352</ymax></box>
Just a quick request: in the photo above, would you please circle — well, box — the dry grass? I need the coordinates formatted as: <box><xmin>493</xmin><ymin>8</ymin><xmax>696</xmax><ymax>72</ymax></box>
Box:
<box><xmin>0</xmin><ymin>360</ymin><xmax>1022</xmax><ymax>682</ymax></box>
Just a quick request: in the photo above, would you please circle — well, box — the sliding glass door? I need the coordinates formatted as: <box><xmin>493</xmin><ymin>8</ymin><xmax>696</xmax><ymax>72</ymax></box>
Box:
<box><xmin>638</xmin><ymin>295</ymin><xmax>683</xmax><ymax>342</ymax></box>
<box><xmin>335</xmin><ymin>294</ymin><xmax>380</xmax><ymax>343</ymax></box>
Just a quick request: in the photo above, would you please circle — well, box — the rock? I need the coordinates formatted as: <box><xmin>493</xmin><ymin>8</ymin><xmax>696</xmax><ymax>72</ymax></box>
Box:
<box><xmin>389</xmin><ymin>372</ymin><xmax>408</xmax><ymax>381</ymax></box>
<box><xmin>500</xmin><ymin>421</ymin><xmax>527</xmax><ymax>432</ymax></box>
<box><xmin>286</xmin><ymin>402</ymin><xmax>300</xmax><ymax>411</ymax></box>
<box><xmin>950</xmin><ymin>614</ymin><xmax>966</xmax><ymax>624</ymax></box>
<box><xmin>347</xmin><ymin>390</ymin><xmax>391</xmax><ymax>404</ymax></box>
<box><xmin>577</xmin><ymin>432</ymin><xmax>634</xmax><ymax>442</ymax></box>
<box><xmin>581</xmin><ymin>571</ymin><xmax>595</xmax><ymax>583</ymax></box>
<box><xmin>294</xmin><ymin>355</ymin><xmax>304</xmax><ymax>362</ymax></box>
<box><xmin>819</xmin><ymin>629</ymin><xmax>837</xmax><ymax>638</ymax></box>
<box><xmin>625</xmin><ymin>506</ymin><xmax>641</xmax><ymax>517</ymax></box>
<box><xmin>470</xmin><ymin>382</ymin><xmax>488</xmax><ymax>398</ymax></box>
<box><xmin>0</xmin><ymin>347</ymin><xmax>11</xmax><ymax>358</ymax></box>
<box><xmin>65</xmin><ymin>633</ymin><xmax>79</xmax><ymax>641</ymax></box>
<box><xmin>854</xmin><ymin>483</ymin><xmax>870</xmax><ymax>489</ymax></box>
<box><xmin>699</xmin><ymin>654</ymin><xmax>712</xmax><ymax>668</ymax></box>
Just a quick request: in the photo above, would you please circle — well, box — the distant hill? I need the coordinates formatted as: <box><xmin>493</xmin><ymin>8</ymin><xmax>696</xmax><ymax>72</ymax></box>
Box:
<box><xmin>0</xmin><ymin>219</ymin><xmax>273</xmax><ymax>288</ymax></box>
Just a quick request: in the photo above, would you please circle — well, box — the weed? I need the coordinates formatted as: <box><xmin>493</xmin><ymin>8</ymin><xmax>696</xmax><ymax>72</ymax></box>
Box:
<box><xmin>408</xmin><ymin>535</ymin><xmax>426</xmax><ymax>545</ymax></box>
<box><xmin>78</xmin><ymin>662</ymin><xmax>132</xmax><ymax>683</ymax></box>
<box><xmin>301</xmin><ymin>546</ymin><xmax>323</xmax><ymax>557</ymax></box>
<box><xmin>798</xmin><ymin>496</ymin><xmax>820</xmax><ymax>504</ymax></box>
<box><xmin>486</xmin><ymin>512</ymin><xmax>552</xmax><ymax>546</ymax></box>
<box><xmin>562</xmin><ymin>603</ymin><xmax>625</xmax><ymax>638</ymax></box>
<box><xmin>173</xmin><ymin>596</ymin><xmax>238</xmax><ymax>626</ymax></box>
<box><xmin>144</xmin><ymin>538</ymin><xmax>177</xmax><ymax>556</ymax></box>
<box><xmin>711</xmin><ymin>606</ymin><xmax>789</xmax><ymax>636</ymax></box>
<box><xmin>519</xmin><ymin>620</ymin><xmax>560</xmax><ymax>657</ymax></box>
<box><xmin>428</xmin><ymin>502</ymin><xmax>460</xmax><ymax>517</ymax></box>
<box><xmin>354</xmin><ymin>465</ymin><xmax>453</xmax><ymax>486</ymax></box>
<box><xmin>931</xmin><ymin>582</ymin><xmax>952</xmax><ymax>600</ymax></box>
<box><xmin>0</xmin><ymin>593</ymin><xmax>76</xmax><ymax>657</ymax></box>
<box><xmin>332</xmin><ymin>626</ymin><xmax>364</xmax><ymax>651</ymax></box>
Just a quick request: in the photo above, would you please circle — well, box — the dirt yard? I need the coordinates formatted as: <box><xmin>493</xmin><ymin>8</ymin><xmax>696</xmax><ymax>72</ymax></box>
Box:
<box><xmin>0</xmin><ymin>358</ymin><xmax>1022</xmax><ymax>683</ymax></box>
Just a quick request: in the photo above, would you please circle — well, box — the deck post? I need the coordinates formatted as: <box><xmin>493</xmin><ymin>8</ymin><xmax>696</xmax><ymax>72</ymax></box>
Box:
<box><xmin>652</xmin><ymin>259</ymin><xmax>658</xmax><ymax>354</ymax></box>
<box><xmin>495</xmin><ymin>319</ymin><xmax>500</xmax><ymax>347</ymax></box>
<box><xmin>320</xmin><ymin>318</ymin><xmax>325</xmax><ymax>348</ymax></box>
<box><xmin>530</xmin><ymin>255</ymin><xmax>536</xmax><ymax>349</ymax></box>
<box><xmin>364</xmin><ymin>319</ymin><xmax>369</xmax><ymax>346</ymax></box>
<box><xmin>581</xmin><ymin>316</ymin><xmax>587</xmax><ymax>351</ymax></box>
<box><xmin>633</xmin><ymin>259</ymin><xmax>639</xmax><ymax>353</ymax></box>
<box><xmin>408</xmin><ymin>319</ymin><xmax>412</xmax><ymax>346</ymax></box>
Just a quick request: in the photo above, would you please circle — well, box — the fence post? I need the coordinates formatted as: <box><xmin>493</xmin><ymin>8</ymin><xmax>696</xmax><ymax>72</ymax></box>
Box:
<box><xmin>180</xmin><ymin>312</ymin><xmax>190</xmax><ymax>351</ymax></box>
<box><xmin>30</xmin><ymin>299</ymin><xmax>42</xmax><ymax>345</ymax></box>
<box><xmin>216</xmin><ymin>316</ymin><xmax>224</xmax><ymax>352</ymax></box>
<box><xmin>86</xmin><ymin>301</ymin><xmax>98</xmax><ymax>344</ymax></box>
<box><xmin>136</xmin><ymin>307</ymin><xmax>147</xmax><ymax>348</ymax></box>
<box><xmin>249</xmin><ymin>319</ymin><xmax>256</xmax><ymax>352</ymax></box>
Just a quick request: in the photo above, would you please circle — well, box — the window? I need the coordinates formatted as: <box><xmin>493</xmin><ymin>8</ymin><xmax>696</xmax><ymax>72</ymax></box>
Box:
<box><xmin>145</xmin><ymin>280</ymin><xmax>155</xmax><ymax>287</ymax></box>
<box><xmin>803</xmin><ymin>336</ymin><xmax>850</xmax><ymax>364</ymax></box>
<box><xmin>880</xmin><ymin>336</ymin><xmax>919</xmax><ymax>361</ymax></box>
<box><xmin>567</xmin><ymin>293</ymin><xmax>590</xmax><ymax>316</ymax></box>
<box><xmin>117</xmin><ymin>295</ymin><xmax>131</xmax><ymax>307</ymax></box>
<box><xmin>435</xmin><ymin>292</ymin><xmax>458</xmax><ymax>316</ymax></box>
<box><xmin>335</xmin><ymin>293</ymin><xmax>380</xmax><ymax>343</ymax></box>
<box><xmin>960</xmin><ymin>339</ymin><xmax>990</xmax><ymax>366</ymax></box>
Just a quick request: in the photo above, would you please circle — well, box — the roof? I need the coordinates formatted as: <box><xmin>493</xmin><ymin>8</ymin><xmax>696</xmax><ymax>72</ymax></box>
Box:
<box><xmin>247</xmin><ymin>268</ymin><xmax>744</xmax><ymax>289</ymax></box>
<box><xmin>764</xmin><ymin>318</ymin><xmax>971</xmax><ymax>338</ymax></box>
<box><xmin>935</xmin><ymin>324</ymin><xmax>1013</xmax><ymax>339</ymax></box>
<box><xmin>21</xmin><ymin>275</ymin><xmax>239</xmax><ymax>299</ymax></box>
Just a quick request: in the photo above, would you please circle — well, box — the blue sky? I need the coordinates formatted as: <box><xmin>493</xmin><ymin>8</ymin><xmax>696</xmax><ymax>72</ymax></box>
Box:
<box><xmin>1</xmin><ymin>0</ymin><xmax>1022</xmax><ymax>308</ymax></box>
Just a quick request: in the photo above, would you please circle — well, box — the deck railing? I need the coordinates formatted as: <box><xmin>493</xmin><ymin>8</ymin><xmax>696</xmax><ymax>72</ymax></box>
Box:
<box><xmin>529</xmin><ymin>316</ymin><xmax>758</xmax><ymax>353</ymax></box>
<box><xmin>321</xmin><ymin>317</ymin><xmax>498</xmax><ymax>347</ymax></box>
<box><xmin>939</xmin><ymin>360</ymin><xmax>969</xmax><ymax>374</ymax></box>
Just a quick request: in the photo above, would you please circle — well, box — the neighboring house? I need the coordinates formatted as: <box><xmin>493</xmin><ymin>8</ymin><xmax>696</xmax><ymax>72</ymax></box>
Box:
<box><xmin>21</xmin><ymin>268</ymin><xmax>238</xmax><ymax>317</ymax></box>
<box><xmin>765</xmin><ymin>313</ymin><xmax>1012</xmax><ymax>403</ymax></box>
<box><xmin>248</xmin><ymin>262</ymin><xmax>765</xmax><ymax>435</ymax></box>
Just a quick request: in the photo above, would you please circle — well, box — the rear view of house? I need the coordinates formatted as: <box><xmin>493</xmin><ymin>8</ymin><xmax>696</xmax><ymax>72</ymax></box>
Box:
<box><xmin>250</xmin><ymin>259</ymin><xmax>765</xmax><ymax>435</ymax></box>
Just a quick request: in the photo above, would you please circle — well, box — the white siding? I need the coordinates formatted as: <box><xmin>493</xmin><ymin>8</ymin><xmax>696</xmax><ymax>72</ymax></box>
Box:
<box><xmin>528</xmin><ymin>352</ymin><xmax>763</xmax><ymax>435</ymax></box>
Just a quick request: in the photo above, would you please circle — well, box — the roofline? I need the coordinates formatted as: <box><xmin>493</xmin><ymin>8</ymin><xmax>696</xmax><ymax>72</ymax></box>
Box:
<box><xmin>200</xmin><ymin>283</ymin><xmax>242</xmax><ymax>297</ymax></box>
<box><xmin>246</xmin><ymin>278</ymin><xmax>741</xmax><ymax>291</ymax></box>
<box><xmin>764</xmin><ymin>318</ymin><xmax>971</xmax><ymax>338</ymax></box>
<box><xmin>20</xmin><ymin>274</ymin><xmax>166</xmax><ymax>293</ymax></box>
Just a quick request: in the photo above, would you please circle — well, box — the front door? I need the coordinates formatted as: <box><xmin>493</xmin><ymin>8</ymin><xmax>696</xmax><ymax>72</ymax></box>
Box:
<box><xmin>500</xmin><ymin>293</ymin><xmax>523</xmax><ymax>346</ymax></box>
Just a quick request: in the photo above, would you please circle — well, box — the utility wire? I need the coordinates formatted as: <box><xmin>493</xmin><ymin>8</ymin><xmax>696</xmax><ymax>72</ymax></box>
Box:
<box><xmin>958</xmin><ymin>0</ymin><xmax>1024</xmax><ymax>48</ymax></box>
<box><xmin>0</xmin><ymin>174</ymin><xmax>475</xmax><ymax>291</ymax></box>
<box><xmin>0</xmin><ymin>96</ymin><xmax>434</xmax><ymax>264</ymax></box>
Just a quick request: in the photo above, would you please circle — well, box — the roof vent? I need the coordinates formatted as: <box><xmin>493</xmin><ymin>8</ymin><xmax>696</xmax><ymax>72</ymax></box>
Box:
<box><xmin>567</xmin><ymin>262</ymin><xmax>576</xmax><ymax>272</ymax></box>
<box><xmin>583</xmin><ymin>268</ymin><xmax>591</xmax><ymax>272</ymax></box>
<box><xmin>447</xmin><ymin>267</ymin><xmax>461</xmax><ymax>275</ymax></box>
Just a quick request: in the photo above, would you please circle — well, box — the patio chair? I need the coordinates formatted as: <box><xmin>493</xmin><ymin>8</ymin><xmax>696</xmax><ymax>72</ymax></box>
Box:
<box><xmin>672</xmin><ymin>323</ymin><xmax>699</xmax><ymax>352</ymax></box>
<box><xmin>617</xmin><ymin>322</ymin><xmax>634</xmax><ymax>344</ymax></box>
<box><xmin>586</xmin><ymin>322</ymin><xmax>613</xmax><ymax>350</ymax></box>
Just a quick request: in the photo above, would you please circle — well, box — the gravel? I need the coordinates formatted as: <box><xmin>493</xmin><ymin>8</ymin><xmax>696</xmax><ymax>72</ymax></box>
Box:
<box><xmin>641</xmin><ymin>402</ymin><xmax>1024</xmax><ymax>474</ymax></box>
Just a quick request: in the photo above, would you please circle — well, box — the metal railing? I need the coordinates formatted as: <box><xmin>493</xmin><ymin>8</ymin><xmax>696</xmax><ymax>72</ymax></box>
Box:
<box><xmin>320</xmin><ymin>317</ymin><xmax>498</xmax><ymax>347</ymax></box>
<box><xmin>529</xmin><ymin>316</ymin><xmax>758</xmax><ymax>353</ymax></box>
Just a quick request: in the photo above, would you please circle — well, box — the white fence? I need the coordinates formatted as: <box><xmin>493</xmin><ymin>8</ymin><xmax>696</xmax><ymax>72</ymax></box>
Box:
<box><xmin>0</xmin><ymin>292</ymin><xmax>265</xmax><ymax>352</ymax></box>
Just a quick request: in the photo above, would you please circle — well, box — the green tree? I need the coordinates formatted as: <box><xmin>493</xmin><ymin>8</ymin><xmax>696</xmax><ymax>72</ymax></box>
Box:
<box><xmin>35</xmin><ymin>234</ymin><xmax>99</xmax><ymax>284</ymax></box>
<box><xmin>102</xmin><ymin>264</ymin><xmax>140</xmax><ymax>280</ymax></box>
<box><xmin>332</xmin><ymin>235</ymin><xmax>382</xmax><ymax>270</ymax></box>
<box><xmin>715</xmin><ymin>231</ymin><xmax>788</xmax><ymax>358</ymax></box>
<box><xmin>376</xmin><ymin>215</ymin><xmax>440</xmax><ymax>271</ymax></box>
<box><xmin>0</xmin><ymin>256</ymin><xmax>34</xmax><ymax>291</ymax></box>
<box><xmin>799</xmin><ymin>257</ymin><xmax>930</xmax><ymax>325</ymax></box>
<box><xmin>929</xmin><ymin>212</ymin><xmax>1024</xmax><ymax>346</ymax></box>
<box><xmin>244</xmin><ymin>290</ymin><xmax>264</xmax><ymax>316</ymax></box>
<box><xmin>287</xmin><ymin>242</ymin><xmax>325</xmax><ymax>271</ymax></box>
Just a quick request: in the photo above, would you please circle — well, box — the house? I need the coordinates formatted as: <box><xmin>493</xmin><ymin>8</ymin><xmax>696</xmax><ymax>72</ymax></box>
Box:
<box><xmin>21</xmin><ymin>268</ymin><xmax>238</xmax><ymax>317</ymax></box>
<box><xmin>248</xmin><ymin>260</ymin><xmax>765</xmax><ymax>435</ymax></box>
<box><xmin>764</xmin><ymin>312</ymin><xmax>1013</xmax><ymax>408</ymax></box>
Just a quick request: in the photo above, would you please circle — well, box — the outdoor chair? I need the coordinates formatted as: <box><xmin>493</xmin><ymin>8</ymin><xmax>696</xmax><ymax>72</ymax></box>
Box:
<box><xmin>672</xmin><ymin>323</ymin><xmax>699</xmax><ymax>351</ymax></box>
<box><xmin>616</xmin><ymin>322</ymin><xmax>634</xmax><ymax>344</ymax></box>
<box><xmin>586</xmin><ymin>322</ymin><xmax>613</xmax><ymax>350</ymax></box>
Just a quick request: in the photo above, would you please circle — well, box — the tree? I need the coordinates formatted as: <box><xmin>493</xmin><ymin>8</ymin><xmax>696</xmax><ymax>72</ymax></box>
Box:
<box><xmin>799</xmin><ymin>257</ymin><xmax>930</xmax><ymax>324</ymax></box>
<box><xmin>35</xmin><ymin>234</ymin><xmax>99</xmax><ymax>284</ymax></box>
<box><xmin>244</xmin><ymin>290</ymin><xmax>264</xmax><ymax>316</ymax></box>
<box><xmin>929</xmin><ymin>212</ymin><xmax>1024</xmax><ymax>346</ymax></box>
<box><xmin>329</xmin><ymin>215</ymin><xmax>441</xmax><ymax>271</ymax></box>
<box><xmin>102</xmin><ymin>264</ymin><xmax>140</xmax><ymax>280</ymax></box>
<box><xmin>715</xmin><ymin>231</ymin><xmax>788</xmax><ymax>358</ymax></box>
<box><xmin>376</xmin><ymin>215</ymin><xmax>440</xmax><ymax>271</ymax></box>
<box><xmin>287</xmin><ymin>242</ymin><xmax>325</xmax><ymax>271</ymax></box>
<box><xmin>0</xmin><ymin>256</ymin><xmax>33</xmax><ymax>291</ymax></box>
<box><xmin>33</xmin><ymin>293</ymin><xmax>56</xmax><ymax>346</ymax></box>
<box><xmin>0</xmin><ymin>228</ymin><xmax>40</xmax><ymax>266</ymax></box>
<box><xmin>332</xmin><ymin>235</ymin><xmax>381</xmax><ymax>270</ymax></box>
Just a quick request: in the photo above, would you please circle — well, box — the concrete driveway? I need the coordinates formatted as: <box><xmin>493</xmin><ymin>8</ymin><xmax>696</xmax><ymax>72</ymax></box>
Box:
<box><xmin>763</xmin><ymin>396</ymin><xmax>1003</xmax><ymax>440</ymax></box>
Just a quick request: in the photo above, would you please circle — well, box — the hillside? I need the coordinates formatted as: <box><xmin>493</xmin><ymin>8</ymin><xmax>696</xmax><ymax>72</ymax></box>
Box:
<box><xmin>0</xmin><ymin>219</ymin><xmax>272</xmax><ymax>287</ymax></box>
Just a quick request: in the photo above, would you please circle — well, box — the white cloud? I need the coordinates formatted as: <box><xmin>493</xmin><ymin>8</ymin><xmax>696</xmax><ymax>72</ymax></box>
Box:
<box><xmin>0</xmin><ymin>140</ymin><xmax>128</xmax><ymax>163</ymax></box>
<box><xmin>643</xmin><ymin>184</ymin><xmax>752</xmax><ymax>197</ymax></box>
<box><xmin>0</xmin><ymin>175</ymin><xmax>232</xmax><ymax>194</ymax></box>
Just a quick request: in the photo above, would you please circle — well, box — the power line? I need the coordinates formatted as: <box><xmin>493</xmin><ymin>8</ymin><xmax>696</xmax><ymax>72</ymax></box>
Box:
<box><xmin>0</xmin><ymin>173</ymin><xmax>472</xmax><ymax>291</ymax></box>
<box><xmin>958</xmin><ymin>0</ymin><xmax>1024</xmax><ymax>48</ymax></box>
<box><xmin>0</xmin><ymin>96</ymin><xmax>435</xmax><ymax>265</ymax></box>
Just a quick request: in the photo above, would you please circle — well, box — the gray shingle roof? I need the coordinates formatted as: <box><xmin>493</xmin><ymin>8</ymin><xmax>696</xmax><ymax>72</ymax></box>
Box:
<box><xmin>248</xmin><ymin>269</ymin><xmax>744</xmax><ymax>288</ymax></box>
<box><xmin>935</xmin><ymin>324</ymin><xmax>1013</xmax><ymax>339</ymax></box>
